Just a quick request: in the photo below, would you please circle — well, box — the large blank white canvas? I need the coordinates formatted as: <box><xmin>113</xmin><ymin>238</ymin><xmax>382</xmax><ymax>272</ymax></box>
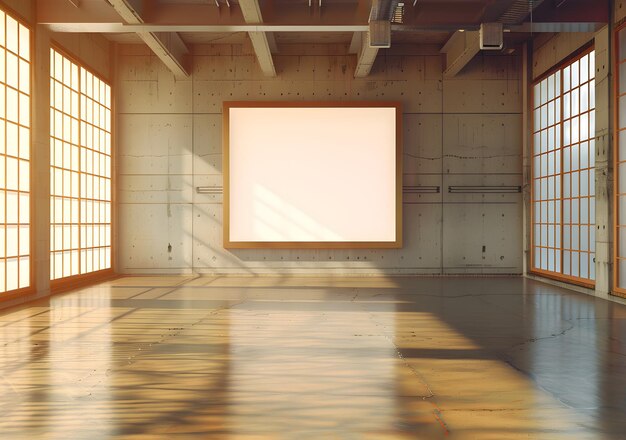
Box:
<box><xmin>227</xmin><ymin>105</ymin><xmax>398</xmax><ymax>244</ymax></box>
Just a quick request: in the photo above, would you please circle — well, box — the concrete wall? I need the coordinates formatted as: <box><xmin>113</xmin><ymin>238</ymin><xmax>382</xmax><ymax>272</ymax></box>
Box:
<box><xmin>531</xmin><ymin>32</ymin><xmax>595</xmax><ymax>80</ymax></box>
<box><xmin>116</xmin><ymin>42</ymin><xmax>523</xmax><ymax>275</ymax></box>
<box><xmin>617</xmin><ymin>0</ymin><xmax>626</xmax><ymax>23</ymax></box>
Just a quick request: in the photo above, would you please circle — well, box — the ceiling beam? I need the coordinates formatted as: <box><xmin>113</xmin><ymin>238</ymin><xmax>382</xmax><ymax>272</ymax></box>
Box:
<box><xmin>510</xmin><ymin>22</ymin><xmax>606</xmax><ymax>33</ymax></box>
<box><xmin>239</xmin><ymin>0</ymin><xmax>276</xmax><ymax>77</ymax></box>
<box><xmin>440</xmin><ymin>31</ymin><xmax>480</xmax><ymax>78</ymax></box>
<box><xmin>43</xmin><ymin>24</ymin><xmax>371</xmax><ymax>33</ymax></box>
<box><xmin>248</xmin><ymin>32</ymin><xmax>275</xmax><ymax>76</ymax></box>
<box><xmin>39</xmin><ymin>0</ymin><xmax>606</xmax><ymax>28</ymax></box>
<box><xmin>108</xmin><ymin>0</ymin><xmax>190</xmax><ymax>79</ymax></box>
<box><xmin>41</xmin><ymin>22</ymin><xmax>606</xmax><ymax>34</ymax></box>
<box><xmin>38</xmin><ymin>0</ymin><xmax>366</xmax><ymax>26</ymax></box>
<box><xmin>348</xmin><ymin>32</ymin><xmax>361</xmax><ymax>54</ymax></box>
<box><xmin>38</xmin><ymin>0</ymin><xmax>122</xmax><ymax>23</ymax></box>
<box><xmin>238</xmin><ymin>0</ymin><xmax>263</xmax><ymax>22</ymax></box>
<box><xmin>352</xmin><ymin>0</ymin><xmax>390</xmax><ymax>78</ymax></box>
<box><xmin>138</xmin><ymin>31</ymin><xmax>190</xmax><ymax>79</ymax></box>
<box><xmin>354</xmin><ymin>32</ymin><xmax>379</xmax><ymax>78</ymax></box>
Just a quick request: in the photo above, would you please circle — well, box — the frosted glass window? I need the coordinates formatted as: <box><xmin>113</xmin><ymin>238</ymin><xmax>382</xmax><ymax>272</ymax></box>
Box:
<box><xmin>564</xmin><ymin>252</ymin><xmax>572</xmax><ymax>275</ymax></box>
<box><xmin>50</xmin><ymin>49</ymin><xmax>112</xmax><ymax>280</ymax></box>
<box><xmin>581</xmin><ymin>226</ymin><xmax>589</xmax><ymax>252</ymax></box>
<box><xmin>581</xmin><ymin>83</ymin><xmax>589</xmax><ymax>113</ymax></box>
<box><xmin>581</xmin><ymin>198</ymin><xmax>589</xmax><ymax>223</ymax></box>
<box><xmin>532</xmin><ymin>48</ymin><xmax>595</xmax><ymax>284</ymax></box>
<box><xmin>0</xmin><ymin>9</ymin><xmax>30</xmax><ymax>295</ymax></box>
<box><xmin>572</xmin><ymin>226</ymin><xmax>580</xmax><ymax>250</ymax></box>
<box><xmin>572</xmin><ymin>61</ymin><xmax>580</xmax><ymax>87</ymax></box>
<box><xmin>581</xmin><ymin>171</ymin><xmax>589</xmax><ymax>197</ymax></box>
<box><xmin>572</xmin><ymin>172</ymin><xmax>580</xmax><ymax>198</ymax></box>
<box><xmin>571</xmin><ymin>88</ymin><xmax>579</xmax><ymax>117</ymax></box>
<box><xmin>571</xmin><ymin>252</ymin><xmax>580</xmax><ymax>277</ymax></box>
<box><xmin>548</xmin><ymin>249</ymin><xmax>555</xmax><ymax>271</ymax></box>
<box><xmin>580</xmin><ymin>142</ymin><xmax>589</xmax><ymax>169</ymax></box>
<box><xmin>580</xmin><ymin>55</ymin><xmax>589</xmax><ymax>83</ymax></box>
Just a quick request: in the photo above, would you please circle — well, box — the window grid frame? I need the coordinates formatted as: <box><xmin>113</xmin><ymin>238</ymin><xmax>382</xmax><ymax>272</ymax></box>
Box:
<box><xmin>49</xmin><ymin>45</ymin><xmax>112</xmax><ymax>283</ymax></box>
<box><xmin>531</xmin><ymin>76</ymin><xmax>563</xmax><ymax>277</ymax></box>
<box><xmin>613</xmin><ymin>24</ymin><xmax>626</xmax><ymax>298</ymax></box>
<box><xmin>0</xmin><ymin>5</ymin><xmax>32</xmax><ymax>297</ymax></box>
<box><xmin>530</xmin><ymin>45</ymin><xmax>596</xmax><ymax>288</ymax></box>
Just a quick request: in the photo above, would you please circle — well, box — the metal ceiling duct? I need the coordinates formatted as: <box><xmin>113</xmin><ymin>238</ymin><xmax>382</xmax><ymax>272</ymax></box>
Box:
<box><xmin>368</xmin><ymin>0</ymin><xmax>401</xmax><ymax>48</ymax></box>
<box><xmin>369</xmin><ymin>0</ymin><xmax>402</xmax><ymax>22</ymax></box>
<box><xmin>497</xmin><ymin>0</ymin><xmax>548</xmax><ymax>25</ymax></box>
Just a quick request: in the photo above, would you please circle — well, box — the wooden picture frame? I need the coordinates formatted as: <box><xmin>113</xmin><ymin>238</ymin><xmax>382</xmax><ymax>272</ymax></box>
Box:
<box><xmin>223</xmin><ymin>101</ymin><xmax>403</xmax><ymax>249</ymax></box>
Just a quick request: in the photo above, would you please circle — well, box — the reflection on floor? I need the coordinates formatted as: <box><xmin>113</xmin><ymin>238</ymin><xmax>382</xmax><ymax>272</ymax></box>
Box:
<box><xmin>0</xmin><ymin>276</ymin><xmax>624</xmax><ymax>439</ymax></box>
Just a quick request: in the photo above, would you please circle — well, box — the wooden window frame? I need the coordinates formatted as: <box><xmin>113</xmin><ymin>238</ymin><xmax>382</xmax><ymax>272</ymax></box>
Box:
<box><xmin>49</xmin><ymin>44</ymin><xmax>114</xmax><ymax>293</ymax></box>
<box><xmin>0</xmin><ymin>2</ymin><xmax>33</xmax><ymax>301</ymax></box>
<box><xmin>530</xmin><ymin>45</ymin><xmax>596</xmax><ymax>288</ymax></box>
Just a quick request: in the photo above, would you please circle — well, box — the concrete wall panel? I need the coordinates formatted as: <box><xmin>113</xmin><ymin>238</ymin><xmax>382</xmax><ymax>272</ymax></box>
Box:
<box><xmin>190</xmin><ymin>202</ymin><xmax>442</xmax><ymax>273</ymax></box>
<box><xmin>119</xmin><ymin>175</ymin><xmax>193</xmax><ymax>204</ymax></box>
<box><xmin>443</xmin><ymin>79</ymin><xmax>521</xmax><ymax>113</ymax></box>
<box><xmin>453</xmin><ymin>55</ymin><xmax>521</xmax><ymax>81</ymax></box>
<box><xmin>443</xmin><ymin>114</ymin><xmax>522</xmax><ymax>175</ymax></box>
<box><xmin>119</xmin><ymin>204</ymin><xmax>193</xmax><ymax>271</ymax></box>
<box><xmin>118</xmin><ymin>114</ymin><xmax>193</xmax><ymax>175</ymax></box>
<box><xmin>532</xmin><ymin>32</ymin><xmax>594</xmax><ymax>80</ymax></box>
<box><xmin>117</xmin><ymin>55</ymin><xmax>158</xmax><ymax>81</ymax></box>
<box><xmin>617</xmin><ymin>0</ymin><xmax>626</xmax><ymax>23</ymax></box>
<box><xmin>192</xmin><ymin>114</ymin><xmax>222</xmax><ymax>175</ymax></box>
<box><xmin>117</xmin><ymin>43</ymin><xmax>522</xmax><ymax>275</ymax></box>
<box><xmin>118</xmin><ymin>62</ymin><xmax>193</xmax><ymax>114</ymax></box>
<box><xmin>403</xmin><ymin>114</ymin><xmax>443</xmax><ymax>175</ymax></box>
<box><xmin>443</xmin><ymin>203</ymin><xmax>522</xmax><ymax>273</ymax></box>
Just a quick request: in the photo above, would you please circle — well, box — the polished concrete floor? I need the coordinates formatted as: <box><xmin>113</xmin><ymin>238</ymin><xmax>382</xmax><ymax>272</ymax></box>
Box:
<box><xmin>0</xmin><ymin>276</ymin><xmax>624</xmax><ymax>439</ymax></box>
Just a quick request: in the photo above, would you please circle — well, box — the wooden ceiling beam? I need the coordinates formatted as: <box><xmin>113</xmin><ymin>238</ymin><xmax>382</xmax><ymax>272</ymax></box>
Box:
<box><xmin>354</xmin><ymin>32</ymin><xmax>379</xmax><ymax>78</ymax></box>
<box><xmin>239</xmin><ymin>0</ymin><xmax>276</xmax><ymax>77</ymax></box>
<box><xmin>107</xmin><ymin>0</ymin><xmax>190</xmax><ymax>78</ymax></box>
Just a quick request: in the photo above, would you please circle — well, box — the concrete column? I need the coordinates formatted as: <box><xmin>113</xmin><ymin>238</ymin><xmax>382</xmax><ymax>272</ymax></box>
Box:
<box><xmin>112</xmin><ymin>43</ymin><xmax>120</xmax><ymax>274</ymax></box>
<box><xmin>594</xmin><ymin>25</ymin><xmax>612</xmax><ymax>298</ymax></box>
<box><xmin>522</xmin><ymin>43</ymin><xmax>531</xmax><ymax>275</ymax></box>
